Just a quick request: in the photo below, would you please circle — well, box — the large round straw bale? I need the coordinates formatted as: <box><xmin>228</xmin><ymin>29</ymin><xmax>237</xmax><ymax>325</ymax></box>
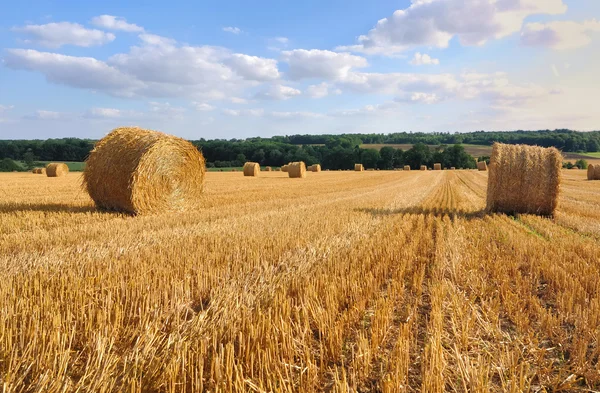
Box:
<box><xmin>83</xmin><ymin>127</ymin><xmax>206</xmax><ymax>215</ymax></box>
<box><xmin>354</xmin><ymin>164</ymin><xmax>364</xmax><ymax>172</ymax></box>
<box><xmin>288</xmin><ymin>161</ymin><xmax>306</xmax><ymax>178</ymax></box>
<box><xmin>308</xmin><ymin>164</ymin><xmax>321</xmax><ymax>172</ymax></box>
<box><xmin>243</xmin><ymin>162</ymin><xmax>260</xmax><ymax>177</ymax></box>
<box><xmin>46</xmin><ymin>163</ymin><xmax>69</xmax><ymax>177</ymax></box>
<box><xmin>486</xmin><ymin>143</ymin><xmax>562</xmax><ymax>216</ymax></box>
<box><xmin>477</xmin><ymin>161</ymin><xmax>487</xmax><ymax>171</ymax></box>
<box><xmin>403</xmin><ymin>165</ymin><xmax>411</xmax><ymax>171</ymax></box>
<box><xmin>433</xmin><ymin>163</ymin><xmax>442</xmax><ymax>171</ymax></box>
<box><xmin>265</xmin><ymin>166</ymin><xmax>272</xmax><ymax>172</ymax></box>
<box><xmin>420</xmin><ymin>165</ymin><xmax>426</xmax><ymax>171</ymax></box>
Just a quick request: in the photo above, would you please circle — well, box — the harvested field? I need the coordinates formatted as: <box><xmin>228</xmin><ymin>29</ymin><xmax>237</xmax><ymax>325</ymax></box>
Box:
<box><xmin>1</xmin><ymin>169</ymin><xmax>600</xmax><ymax>392</ymax></box>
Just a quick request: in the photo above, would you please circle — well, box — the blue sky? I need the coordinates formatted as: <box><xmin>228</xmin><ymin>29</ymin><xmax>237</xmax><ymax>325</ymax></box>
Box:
<box><xmin>1</xmin><ymin>0</ymin><xmax>599</xmax><ymax>139</ymax></box>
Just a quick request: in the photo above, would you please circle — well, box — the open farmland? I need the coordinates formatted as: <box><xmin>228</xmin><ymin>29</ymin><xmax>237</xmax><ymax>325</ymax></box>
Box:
<box><xmin>1</xmin><ymin>170</ymin><xmax>600</xmax><ymax>392</ymax></box>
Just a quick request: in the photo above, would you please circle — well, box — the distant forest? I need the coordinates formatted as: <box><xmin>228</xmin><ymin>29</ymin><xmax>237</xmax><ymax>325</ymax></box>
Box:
<box><xmin>1</xmin><ymin>129</ymin><xmax>598</xmax><ymax>171</ymax></box>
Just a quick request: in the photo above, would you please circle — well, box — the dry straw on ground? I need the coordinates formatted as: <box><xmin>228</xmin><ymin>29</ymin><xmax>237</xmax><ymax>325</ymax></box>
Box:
<box><xmin>355</xmin><ymin>164</ymin><xmax>364</xmax><ymax>172</ymax></box>
<box><xmin>486</xmin><ymin>143</ymin><xmax>562</xmax><ymax>216</ymax></box>
<box><xmin>434</xmin><ymin>163</ymin><xmax>442</xmax><ymax>170</ymax></box>
<box><xmin>243</xmin><ymin>162</ymin><xmax>260</xmax><ymax>177</ymax></box>
<box><xmin>403</xmin><ymin>165</ymin><xmax>411</xmax><ymax>171</ymax></box>
<box><xmin>420</xmin><ymin>165</ymin><xmax>427</xmax><ymax>171</ymax></box>
<box><xmin>288</xmin><ymin>161</ymin><xmax>306</xmax><ymax>178</ymax></box>
<box><xmin>477</xmin><ymin>161</ymin><xmax>487</xmax><ymax>171</ymax></box>
<box><xmin>46</xmin><ymin>163</ymin><xmax>69</xmax><ymax>177</ymax></box>
<box><xmin>83</xmin><ymin>127</ymin><xmax>206</xmax><ymax>215</ymax></box>
<box><xmin>308</xmin><ymin>164</ymin><xmax>321</xmax><ymax>172</ymax></box>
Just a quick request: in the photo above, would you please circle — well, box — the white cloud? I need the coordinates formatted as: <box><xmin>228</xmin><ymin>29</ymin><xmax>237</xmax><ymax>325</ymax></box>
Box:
<box><xmin>551</xmin><ymin>64</ymin><xmax>560</xmax><ymax>77</ymax></box>
<box><xmin>410</xmin><ymin>52</ymin><xmax>440</xmax><ymax>66</ymax></box>
<box><xmin>229</xmin><ymin>97</ymin><xmax>249</xmax><ymax>104</ymax></box>
<box><xmin>84</xmin><ymin>107</ymin><xmax>142</xmax><ymax>119</ymax></box>
<box><xmin>223</xmin><ymin>26</ymin><xmax>242</xmax><ymax>34</ymax></box>
<box><xmin>4</xmin><ymin>49</ymin><xmax>141</xmax><ymax>96</ymax></box>
<box><xmin>521</xmin><ymin>19</ymin><xmax>600</xmax><ymax>50</ymax></box>
<box><xmin>0</xmin><ymin>105</ymin><xmax>14</xmax><ymax>113</ymax></box>
<box><xmin>306</xmin><ymin>82</ymin><xmax>341</xmax><ymax>98</ymax></box>
<box><xmin>396</xmin><ymin>92</ymin><xmax>440</xmax><ymax>104</ymax></box>
<box><xmin>275</xmin><ymin>37</ymin><xmax>289</xmax><ymax>44</ymax></box>
<box><xmin>12</xmin><ymin>22</ymin><xmax>115</xmax><ymax>48</ymax></box>
<box><xmin>26</xmin><ymin>110</ymin><xmax>64</xmax><ymax>120</ymax></box>
<box><xmin>254</xmin><ymin>84</ymin><xmax>301</xmax><ymax>100</ymax></box>
<box><xmin>90</xmin><ymin>15</ymin><xmax>144</xmax><ymax>32</ymax></box>
<box><xmin>193</xmin><ymin>102</ymin><xmax>215</xmax><ymax>111</ymax></box>
<box><xmin>330</xmin><ymin>102</ymin><xmax>400</xmax><ymax>117</ymax></box>
<box><xmin>338</xmin><ymin>0</ymin><xmax>568</xmax><ymax>54</ymax></box>
<box><xmin>226</xmin><ymin>54</ymin><xmax>280</xmax><ymax>81</ymax></box>
<box><xmin>281</xmin><ymin>49</ymin><xmax>368</xmax><ymax>80</ymax></box>
<box><xmin>270</xmin><ymin>111</ymin><xmax>324</xmax><ymax>119</ymax></box>
<box><xmin>149</xmin><ymin>102</ymin><xmax>186</xmax><ymax>118</ymax></box>
<box><xmin>222</xmin><ymin>108</ymin><xmax>264</xmax><ymax>117</ymax></box>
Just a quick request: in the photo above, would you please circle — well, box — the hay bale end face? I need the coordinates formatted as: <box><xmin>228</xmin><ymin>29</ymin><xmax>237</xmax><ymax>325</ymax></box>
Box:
<box><xmin>477</xmin><ymin>161</ymin><xmax>487</xmax><ymax>171</ymax></box>
<box><xmin>403</xmin><ymin>165</ymin><xmax>411</xmax><ymax>171</ymax></box>
<box><xmin>243</xmin><ymin>162</ymin><xmax>260</xmax><ymax>177</ymax></box>
<box><xmin>308</xmin><ymin>164</ymin><xmax>321</xmax><ymax>172</ymax></box>
<box><xmin>83</xmin><ymin>127</ymin><xmax>206</xmax><ymax>215</ymax></box>
<box><xmin>420</xmin><ymin>165</ymin><xmax>427</xmax><ymax>171</ymax></box>
<box><xmin>46</xmin><ymin>163</ymin><xmax>69</xmax><ymax>177</ymax></box>
<box><xmin>486</xmin><ymin>143</ymin><xmax>562</xmax><ymax>216</ymax></box>
<box><xmin>433</xmin><ymin>163</ymin><xmax>442</xmax><ymax>171</ymax></box>
<box><xmin>354</xmin><ymin>164</ymin><xmax>364</xmax><ymax>172</ymax></box>
<box><xmin>288</xmin><ymin>161</ymin><xmax>306</xmax><ymax>178</ymax></box>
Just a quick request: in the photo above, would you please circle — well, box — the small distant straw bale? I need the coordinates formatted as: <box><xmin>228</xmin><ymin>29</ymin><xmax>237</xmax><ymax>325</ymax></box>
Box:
<box><xmin>288</xmin><ymin>162</ymin><xmax>306</xmax><ymax>178</ymax></box>
<box><xmin>420</xmin><ymin>165</ymin><xmax>426</xmax><ymax>171</ymax></box>
<box><xmin>83</xmin><ymin>127</ymin><xmax>206</xmax><ymax>215</ymax></box>
<box><xmin>477</xmin><ymin>161</ymin><xmax>487</xmax><ymax>171</ymax></box>
<box><xmin>433</xmin><ymin>163</ymin><xmax>442</xmax><ymax>170</ymax></box>
<box><xmin>403</xmin><ymin>165</ymin><xmax>411</xmax><ymax>171</ymax></box>
<box><xmin>451</xmin><ymin>167</ymin><xmax>456</xmax><ymax>170</ymax></box>
<box><xmin>308</xmin><ymin>164</ymin><xmax>321</xmax><ymax>172</ymax></box>
<box><xmin>243</xmin><ymin>162</ymin><xmax>260</xmax><ymax>177</ymax></box>
<box><xmin>281</xmin><ymin>164</ymin><xmax>290</xmax><ymax>173</ymax></box>
<box><xmin>354</xmin><ymin>164</ymin><xmax>364</xmax><ymax>172</ymax></box>
<box><xmin>265</xmin><ymin>166</ymin><xmax>272</xmax><ymax>172</ymax></box>
<box><xmin>46</xmin><ymin>163</ymin><xmax>69</xmax><ymax>177</ymax></box>
<box><xmin>486</xmin><ymin>143</ymin><xmax>561</xmax><ymax>216</ymax></box>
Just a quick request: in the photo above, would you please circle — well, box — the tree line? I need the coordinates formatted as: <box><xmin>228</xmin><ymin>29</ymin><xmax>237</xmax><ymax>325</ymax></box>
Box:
<box><xmin>0</xmin><ymin>129</ymin><xmax>597</xmax><ymax>171</ymax></box>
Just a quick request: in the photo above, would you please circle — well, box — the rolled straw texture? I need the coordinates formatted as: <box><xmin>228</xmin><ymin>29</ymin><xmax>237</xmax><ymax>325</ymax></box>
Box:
<box><xmin>83</xmin><ymin>127</ymin><xmax>206</xmax><ymax>215</ymax></box>
<box><xmin>486</xmin><ymin>143</ymin><xmax>562</xmax><ymax>216</ymax></box>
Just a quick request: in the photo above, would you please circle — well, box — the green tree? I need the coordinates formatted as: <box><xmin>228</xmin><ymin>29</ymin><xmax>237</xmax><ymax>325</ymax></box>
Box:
<box><xmin>235</xmin><ymin>153</ymin><xmax>246</xmax><ymax>166</ymax></box>
<box><xmin>575</xmin><ymin>159</ymin><xmax>588</xmax><ymax>169</ymax></box>
<box><xmin>361</xmin><ymin>149</ymin><xmax>380</xmax><ymax>169</ymax></box>
<box><xmin>0</xmin><ymin>158</ymin><xmax>22</xmax><ymax>172</ymax></box>
<box><xmin>23</xmin><ymin>148</ymin><xmax>36</xmax><ymax>169</ymax></box>
<box><xmin>378</xmin><ymin>146</ymin><xmax>396</xmax><ymax>169</ymax></box>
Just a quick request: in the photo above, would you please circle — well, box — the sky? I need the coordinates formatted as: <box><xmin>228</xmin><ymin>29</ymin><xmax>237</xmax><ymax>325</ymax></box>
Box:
<box><xmin>0</xmin><ymin>0</ymin><xmax>599</xmax><ymax>140</ymax></box>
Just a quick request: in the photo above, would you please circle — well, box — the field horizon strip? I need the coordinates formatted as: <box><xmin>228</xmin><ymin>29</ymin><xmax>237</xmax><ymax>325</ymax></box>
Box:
<box><xmin>1</xmin><ymin>170</ymin><xmax>599</xmax><ymax>392</ymax></box>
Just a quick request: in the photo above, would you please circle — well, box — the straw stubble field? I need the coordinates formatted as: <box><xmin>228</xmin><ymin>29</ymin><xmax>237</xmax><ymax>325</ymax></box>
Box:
<box><xmin>1</xmin><ymin>170</ymin><xmax>600</xmax><ymax>392</ymax></box>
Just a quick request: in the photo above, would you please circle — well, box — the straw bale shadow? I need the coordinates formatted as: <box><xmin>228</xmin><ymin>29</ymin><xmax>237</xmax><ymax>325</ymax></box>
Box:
<box><xmin>356</xmin><ymin>206</ymin><xmax>487</xmax><ymax>221</ymax></box>
<box><xmin>0</xmin><ymin>202</ymin><xmax>110</xmax><ymax>215</ymax></box>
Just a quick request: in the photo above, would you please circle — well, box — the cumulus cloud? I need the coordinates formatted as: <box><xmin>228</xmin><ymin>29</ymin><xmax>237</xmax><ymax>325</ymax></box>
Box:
<box><xmin>521</xmin><ymin>19</ymin><xmax>600</xmax><ymax>50</ymax></box>
<box><xmin>306</xmin><ymin>82</ymin><xmax>341</xmax><ymax>98</ymax></box>
<box><xmin>4</xmin><ymin>35</ymin><xmax>281</xmax><ymax>100</ymax></box>
<box><xmin>281</xmin><ymin>49</ymin><xmax>368</xmax><ymax>80</ymax></box>
<box><xmin>254</xmin><ymin>84</ymin><xmax>301</xmax><ymax>100</ymax></box>
<box><xmin>90</xmin><ymin>15</ymin><xmax>144</xmax><ymax>32</ymax></box>
<box><xmin>270</xmin><ymin>111</ymin><xmax>324</xmax><ymax>119</ymax></box>
<box><xmin>12</xmin><ymin>22</ymin><xmax>115</xmax><ymax>48</ymax></box>
<box><xmin>337</xmin><ymin>0</ymin><xmax>568</xmax><ymax>54</ymax></box>
<box><xmin>193</xmin><ymin>102</ymin><xmax>215</xmax><ymax>111</ymax></box>
<box><xmin>25</xmin><ymin>110</ymin><xmax>65</xmax><ymax>120</ymax></box>
<box><xmin>84</xmin><ymin>107</ymin><xmax>142</xmax><ymax>119</ymax></box>
<box><xmin>222</xmin><ymin>108</ymin><xmax>265</xmax><ymax>117</ymax></box>
<box><xmin>396</xmin><ymin>92</ymin><xmax>440</xmax><ymax>104</ymax></box>
<box><xmin>223</xmin><ymin>26</ymin><xmax>242</xmax><ymax>34</ymax></box>
<box><xmin>410</xmin><ymin>52</ymin><xmax>440</xmax><ymax>65</ymax></box>
<box><xmin>226</xmin><ymin>54</ymin><xmax>280</xmax><ymax>81</ymax></box>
